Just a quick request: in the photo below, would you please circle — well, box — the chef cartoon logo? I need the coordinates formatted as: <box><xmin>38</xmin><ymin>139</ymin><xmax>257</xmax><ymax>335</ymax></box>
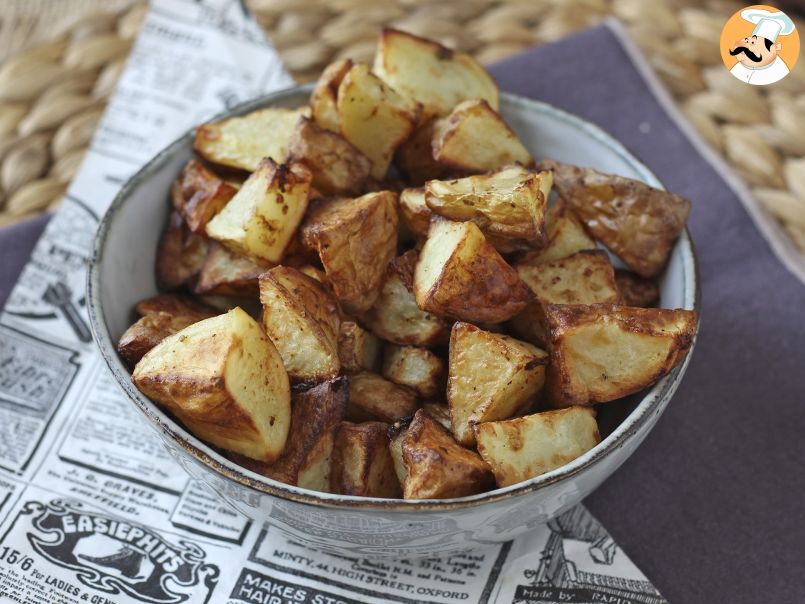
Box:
<box><xmin>22</xmin><ymin>499</ymin><xmax>219</xmax><ymax>603</ymax></box>
<box><xmin>720</xmin><ymin>5</ymin><xmax>799</xmax><ymax>85</ymax></box>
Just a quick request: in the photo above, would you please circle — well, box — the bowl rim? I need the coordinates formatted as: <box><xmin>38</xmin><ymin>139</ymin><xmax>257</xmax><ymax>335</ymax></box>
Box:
<box><xmin>87</xmin><ymin>84</ymin><xmax>701</xmax><ymax>511</ymax></box>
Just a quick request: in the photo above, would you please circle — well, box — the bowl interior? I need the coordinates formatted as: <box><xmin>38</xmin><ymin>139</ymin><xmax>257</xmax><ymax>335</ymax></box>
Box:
<box><xmin>89</xmin><ymin>86</ymin><xmax>697</xmax><ymax>509</ymax></box>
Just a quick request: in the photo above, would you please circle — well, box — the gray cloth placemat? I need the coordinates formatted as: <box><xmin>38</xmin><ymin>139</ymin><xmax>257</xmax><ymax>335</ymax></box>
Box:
<box><xmin>1</xmin><ymin>23</ymin><xmax>802</xmax><ymax>603</ymax></box>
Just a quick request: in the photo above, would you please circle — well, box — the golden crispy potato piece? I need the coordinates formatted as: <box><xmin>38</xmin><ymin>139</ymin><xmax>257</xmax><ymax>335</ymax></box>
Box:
<box><xmin>346</xmin><ymin>372</ymin><xmax>418</xmax><ymax>423</ymax></box>
<box><xmin>426</xmin><ymin>166</ymin><xmax>552</xmax><ymax>248</ymax></box>
<box><xmin>118</xmin><ymin>311</ymin><xmax>211</xmax><ymax>368</ymax></box>
<box><xmin>373</xmin><ymin>28</ymin><xmax>498</xmax><ymax>118</ymax></box>
<box><xmin>539</xmin><ymin>161</ymin><xmax>691</xmax><ymax>277</ymax></box>
<box><xmin>615</xmin><ymin>270</ymin><xmax>659</xmax><ymax>307</ymax></box>
<box><xmin>389</xmin><ymin>409</ymin><xmax>494</xmax><ymax>499</ymax></box>
<box><xmin>132</xmin><ymin>308</ymin><xmax>290</xmax><ymax>461</ymax></box>
<box><xmin>206</xmin><ymin>159</ymin><xmax>311</xmax><ymax>264</ymax></box>
<box><xmin>301</xmin><ymin>191</ymin><xmax>398</xmax><ymax>314</ymax></box>
<box><xmin>194</xmin><ymin>107</ymin><xmax>308</xmax><ymax>172</ymax></box>
<box><xmin>363</xmin><ymin>250</ymin><xmax>451</xmax><ymax>347</ymax></box>
<box><xmin>517</xmin><ymin>200</ymin><xmax>596</xmax><ymax>265</ymax></box>
<box><xmin>545</xmin><ymin>304</ymin><xmax>698</xmax><ymax>407</ymax></box>
<box><xmin>381</xmin><ymin>344</ymin><xmax>445</xmax><ymax>399</ymax></box>
<box><xmin>156</xmin><ymin>212</ymin><xmax>209</xmax><ymax>290</ymax></box>
<box><xmin>447</xmin><ymin>322</ymin><xmax>548</xmax><ymax>445</ymax></box>
<box><xmin>195</xmin><ymin>242</ymin><xmax>270</xmax><ymax>297</ymax></box>
<box><xmin>338</xmin><ymin>321</ymin><xmax>381</xmax><ymax>373</ymax></box>
<box><xmin>421</xmin><ymin>402</ymin><xmax>452</xmax><ymax>431</ymax></box>
<box><xmin>287</xmin><ymin>117</ymin><xmax>371</xmax><ymax>196</ymax></box>
<box><xmin>134</xmin><ymin>294</ymin><xmax>216</xmax><ymax>319</ymax></box>
<box><xmin>171</xmin><ymin>159</ymin><xmax>238</xmax><ymax>234</ymax></box>
<box><xmin>331</xmin><ymin>421</ymin><xmax>402</xmax><ymax>497</ymax></box>
<box><xmin>474</xmin><ymin>407</ymin><xmax>600</xmax><ymax>487</ymax></box>
<box><xmin>337</xmin><ymin>64</ymin><xmax>421</xmax><ymax>179</ymax></box>
<box><xmin>310</xmin><ymin>58</ymin><xmax>353</xmax><ymax>132</ymax></box>
<box><xmin>413</xmin><ymin>219</ymin><xmax>532</xmax><ymax>324</ymax></box>
<box><xmin>398</xmin><ymin>188</ymin><xmax>432</xmax><ymax>239</ymax></box>
<box><xmin>432</xmin><ymin>100</ymin><xmax>532</xmax><ymax>172</ymax></box>
<box><xmin>394</xmin><ymin>118</ymin><xmax>446</xmax><ymax>184</ymax></box>
<box><xmin>259</xmin><ymin>266</ymin><xmax>341</xmax><ymax>383</ymax></box>
<box><xmin>510</xmin><ymin>250</ymin><xmax>620</xmax><ymax>345</ymax></box>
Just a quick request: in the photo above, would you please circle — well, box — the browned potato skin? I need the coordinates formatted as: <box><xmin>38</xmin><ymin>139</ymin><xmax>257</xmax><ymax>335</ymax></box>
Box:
<box><xmin>382</xmin><ymin>345</ymin><xmax>445</xmax><ymax>399</ymax></box>
<box><xmin>287</xmin><ymin>117</ymin><xmax>372</xmax><ymax>196</ymax></box>
<box><xmin>391</xmin><ymin>409</ymin><xmax>494</xmax><ymax>499</ymax></box>
<box><xmin>338</xmin><ymin>321</ymin><xmax>381</xmax><ymax>373</ymax></box>
<box><xmin>301</xmin><ymin>192</ymin><xmax>399</xmax><ymax>314</ymax></box>
<box><xmin>156</xmin><ymin>212</ymin><xmax>209</xmax><ymax>290</ymax></box>
<box><xmin>394</xmin><ymin>118</ymin><xmax>447</xmax><ymax>184</ymax></box>
<box><xmin>195</xmin><ymin>242</ymin><xmax>270</xmax><ymax>297</ymax></box>
<box><xmin>398</xmin><ymin>187</ymin><xmax>433</xmax><ymax>239</ymax></box>
<box><xmin>539</xmin><ymin>160</ymin><xmax>691</xmax><ymax>278</ymax></box>
<box><xmin>330</xmin><ymin>421</ymin><xmax>402</xmax><ymax>497</ymax></box>
<box><xmin>171</xmin><ymin>158</ymin><xmax>238</xmax><ymax>234</ymax></box>
<box><xmin>118</xmin><ymin>312</ymin><xmax>205</xmax><ymax>367</ymax></box>
<box><xmin>310</xmin><ymin>58</ymin><xmax>353</xmax><ymax>132</ymax></box>
<box><xmin>615</xmin><ymin>270</ymin><xmax>660</xmax><ymax>307</ymax></box>
<box><xmin>134</xmin><ymin>294</ymin><xmax>217</xmax><ymax>319</ymax></box>
<box><xmin>346</xmin><ymin>372</ymin><xmax>418</xmax><ymax>423</ymax></box>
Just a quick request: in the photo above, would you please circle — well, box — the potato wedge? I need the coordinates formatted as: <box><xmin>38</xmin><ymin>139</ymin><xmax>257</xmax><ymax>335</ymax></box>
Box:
<box><xmin>194</xmin><ymin>107</ymin><xmax>308</xmax><ymax>172</ymax></box>
<box><xmin>259</xmin><ymin>266</ymin><xmax>341</xmax><ymax>383</ymax></box>
<box><xmin>425</xmin><ymin>166</ymin><xmax>551</xmax><ymax>248</ymax></box>
<box><xmin>373</xmin><ymin>28</ymin><xmax>498</xmax><ymax>118</ymax></box>
<box><xmin>132</xmin><ymin>307</ymin><xmax>290</xmax><ymax>461</ymax></box>
<box><xmin>421</xmin><ymin>402</ymin><xmax>452</xmax><ymax>431</ymax></box>
<box><xmin>331</xmin><ymin>421</ymin><xmax>402</xmax><ymax>497</ymax></box>
<box><xmin>134</xmin><ymin>294</ymin><xmax>217</xmax><ymax>319</ymax></box>
<box><xmin>413</xmin><ymin>219</ymin><xmax>532</xmax><ymax>324</ymax></box>
<box><xmin>474</xmin><ymin>407</ymin><xmax>600</xmax><ymax>487</ymax></box>
<box><xmin>615</xmin><ymin>270</ymin><xmax>659</xmax><ymax>307</ymax></box>
<box><xmin>381</xmin><ymin>344</ymin><xmax>445</xmax><ymax>399</ymax></box>
<box><xmin>398</xmin><ymin>187</ymin><xmax>433</xmax><ymax>239</ymax></box>
<box><xmin>432</xmin><ymin>100</ymin><xmax>532</xmax><ymax>172</ymax></box>
<box><xmin>338</xmin><ymin>321</ymin><xmax>381</xmax><ymax>373</ymax></box>
<box><xmin>171</xmin><ymin>159</ymin><xmax>238</xmax><ymax>234</ymax></box>
<box><xmin>346</xmin><ymin>372</ymin><xmax>418</xmax><ymax>423</ymax></box>
<box><xmin>206</xmin><ymin>159</ymin><xmax>311</xmax><ymax>264</ymax></box>
<box><xmin>301</xmin><ymin>191</ymin><xmax>398</xmax><ymax>314</ymax></box>
<box><xmin>447</xmin><ymin>322</ymin><xmax>548</xmax><ymax>445</ymax></box>
<box><xmin>118</xmin><ymin>311</ymin><xmax>212</xmax><ymax>368</ymax></box>
<box><xmin>394</xmin><ymin>118</ymin><xmax>446</xmax><ymax>184</ymax></box>
<box><xmin>337</xmin><ymin>64</ymin><xmax>421</xmax><ymax>179</ymax></box>
<box><xmin>156</xmin><ymin>212</ymin><xmax>209</xmax><ymax>290</ymax></box>
<box><xmin>287</xmin><ymin>117</ymin><xmax>371</xmax><ymax>196</ymax></box>
<box><xmin>545</xmin><ymin>304</ymin><xmax>698</xmax><ymax>407</ymax></box>
<box><xmin>195</xmin><ymin>242</ymin><xmax>270</xmax><ymax>297</ymax></box>
<box><xmin>539</xmin><ymin>161</ymin><xmax>692</xmax><ymax>277</ymax></box>
<box><xmin>389</xmin><ymin>409</ymin><xmax>494</xmax><ymax>499</ymax></box>
<box><xmin>516</xmin><ymin>200</ymin><xmax>596</xmax><ymax>265</ymax></box>
<box><xmin>310</xmin><ymin>58</ymin><xmax>353</xmax><ymax>132</ymax></box>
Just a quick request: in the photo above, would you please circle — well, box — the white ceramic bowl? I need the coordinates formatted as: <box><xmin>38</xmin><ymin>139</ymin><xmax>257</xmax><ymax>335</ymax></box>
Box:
<box><xmin>87</xmin><ymin>85</ymin><xmax>699</xmax><ymax>558</ymax></box>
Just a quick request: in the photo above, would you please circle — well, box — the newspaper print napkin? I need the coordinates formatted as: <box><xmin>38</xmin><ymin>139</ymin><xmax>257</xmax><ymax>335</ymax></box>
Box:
<box><xmin>0</xmin><ymin>2</ymin><xmax>664</xmax><ymax>602</ymax></box>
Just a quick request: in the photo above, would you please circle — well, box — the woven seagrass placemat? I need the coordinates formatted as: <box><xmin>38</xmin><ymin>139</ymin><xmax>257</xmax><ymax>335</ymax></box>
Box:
<box><xmin>1</xmin><ymin>0</ymin><xmax>803</xmax><ymax>256</ymax></box>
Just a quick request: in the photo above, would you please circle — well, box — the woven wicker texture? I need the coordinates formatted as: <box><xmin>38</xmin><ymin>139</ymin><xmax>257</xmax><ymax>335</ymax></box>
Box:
<box><xmin>0</xmin><ymin>0</ymin><xmax>803</xmax><ymax>253</ymax></box>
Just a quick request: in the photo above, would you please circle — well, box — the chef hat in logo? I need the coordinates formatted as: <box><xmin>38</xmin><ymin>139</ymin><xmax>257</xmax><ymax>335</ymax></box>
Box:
<box><xmin>741</xmin><ymin>8</ymin><xmax>796</xmax><ymax>42</ymax></box>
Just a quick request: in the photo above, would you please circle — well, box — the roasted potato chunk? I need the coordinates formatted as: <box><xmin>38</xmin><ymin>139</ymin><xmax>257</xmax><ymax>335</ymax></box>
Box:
<box><xmin>398</xmin><ymin>187</ymin><xmax>433</xmax><ymax>239</ymax></box>
<box><xmin>118</xmin><ymin>311</ymin><xmax>212</xmax><ymax>368</ymax></box>
<box><xmin>206</xmin><ymin>159</ymin><xmax>311</xmax><ymax>264</ymax></box>
<box><xmin>171</xmin><ymin>159</ymin><xmax>238</xmax><ymax>234</ymax></box>
<box><xmin>134</xmin><ymin>293</ymin><xmax>217</xmax><ymax>319</ymax></box>
<box><xmin>425</xmin><ymin>166</ymin><xmax>551</xmax><ymax>248</ymax></box>
<box><xmin>310</xmin><ymin>58</ymin><xmax>353</xmax><ymax>132</ymax></box>
<box><xmin>474</xmin><ymin>407</ymin><xmax>600</xmax><ymax>487</ymax></box>
<box><xmin>156</xmin><ymin>212</ymin><xmax>209</xmax><ymax>291</ymax></box>
<box><xmin>301</xmin><ymin>191</ymin><xmax>398</xmax><ymax>313</ymax></box>
<box><xmin>389</xmin><ymin>409</ymin><xmax>494</xmax><ymax>499</ymax></box>
<box><xmin>413</xmin><ymin>219</ymin><xmax>532</xmax><ymax>324</ymax></box>
<box><xmin>259</xmin><ymin>266</ymin><xmax>341</xmax><ymax>383</ymax></box>
<box><xmin>337</xmin><ymin>64</ymin><xmax>421</xmax><ymax>179</ymax></box>
<box><xmin>421</xmin><ymin>402</ymin><xmax>452</xmax><ymax>430</ymax></box>
<box><xmin>545</xmin><ymin>304</ymin><xmax>698</xmax><ymax>407</ymax></box>
<box><xmin>432</xmin><ymin>100</ymin><xmax>532</xmax><ymax>172</ymax></box>
<box><xmin>381</xmin><ymin>344</ymin><xmax>445</xmax><ymax>399</ymax></box>
<box><xmin>394</xmin><ymin>118</ymin><xmax>446</xmax><ymax>184</ymax></box>
<box><xmin>331</xmin><ymin>421</ymin><xmax>401</xmax><ymax>497</ymax></box>
<box><xmin>194</xmin><ymin>107</ymin><xmax>308</xmax><ymax>172</ymax></box>
<box><xmin>447</xmin><ymin>322</ymin><xmax>548</xmax><ymax>445</ymax></box>
<box><xmin>517</xmin><ymin>200</ymin><xmax>596</xmax><ymax>265</ymax></box>
<box><xmin>346</xmin><ymin>372</ymin><xmax>418</xmax><ymax>423</ymax></box>
<box><xmin>539</xmin><ymin>161</ymin><xmax>692</xmax><ymax>277</ymax></box>
<box><xmin>615</xmin><ymin>270</ymin><xmax>659</xmax><ymax>307</ymax></box>
<box><xmin>132</xmin><ymin>308</ymin><xmax>291</xmax><ymax>461</ymax></box>
<box><xmin>373</xmin><ymin>28</ymin><xmax>498</xmax><ymax>118</ymax></box>
<box><xmin>195</xmin><ymin>242</ymin><xmax>270</xmax><ymax>297</ymax></box>
<box><xmin>287</xmin><ymin>117</ymin><xmax>371</xmax><ymax>196</ymax></box>
<box><xmin>338</xmin><ymin>320</ymin><xmax>381</xmax><ymax>373</ymax></box>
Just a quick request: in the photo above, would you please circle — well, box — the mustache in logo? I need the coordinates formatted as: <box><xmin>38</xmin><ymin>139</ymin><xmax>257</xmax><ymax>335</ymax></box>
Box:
<box><xmin>730</xmin><ymin>46</ymin><xmax>763</xmax><ymax>62</ymax></box>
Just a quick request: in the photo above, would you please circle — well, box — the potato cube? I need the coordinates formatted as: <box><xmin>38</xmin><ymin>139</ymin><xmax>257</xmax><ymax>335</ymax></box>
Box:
<box><xmin>398</xmin><ymin>187</ymin><xmax>433</xmax><ymax>239</ymax></box>
<box><xmin>413</xmin><ymin>219</ymin><xmax>532</xmax><ymax>324</ymax></box>
<box><xmin>338</xmin><ymin>320</ymin><xmax>381</xmax><ymax>373</ymax></box>
<box><xmin>373</xmin><ymin>28</ymin><xmax>498</xmax><ymax>118</ymax></box>
<box><xmin>206</xmin><ymin>159</ymin><xmax>311</xmax><ymax>264</ymax></box>
<box><xmin>132</xmin><ymin>307</ymin><xmax>290</xmax><ymax>461</ymax></box>
<box><xmin>301</xmin><ymin>191</ymin><xmax>398</xmax><ymax>313</ymax></box>
<box><xmin>421</xmin><ymin>402</ymin><xmax>452</xmax><ymax>431</ymax></box>
<box><xmin>259</xmin><ymin>266</ymin><xmax>341</xmax><ymax>383</ymax></box>
<box><xmin>118</xmin><ymin>311</ymin><xmax>213</xmax><ymax>368</ymax></box>
<box><xmin>447</xmin><ymin>322</ymin><xmax>547</xmax><ymax>445</ymax></box>
<box><xmin>545</xmin><ymin>304</ymin><xmax>698</xmax><ymax>407</ymax></box>
<box><xmin>195</xmin><ymin>242</ymin><xmax>271</xmax><ymax>297</ymax></box>
<box><xmin>432</xmin><ymin>100</ymin><xmax>532</xmax><ymax>172</ymax></box>
<box><xmin>337</xmin><ymin>64</ymin><xmax>421</xmax><ymax>179</ymax></box>
<box><xmin>156</xmin><ymin>212</ymin><xmax>209</xmax><ymax>290</ymax></box>
<box><xmin>394</xmin><ymin>118</ymin><xmax>446</xmax><ymax>184</ymax></box>
<box><xmin>615</xmin><ymin>270</ymin><xmax>659</xmax><ymax>307</ymax></box>
<box><xmin>134</xmin><ymin>294</ymin><xmax>217</xmax><ymax>319</ymax></box>
<box><xmin>474</xmin><ymin>407</ymin><xmax>600</xmax><ymax>487</ymax></box>
<box><xmin>331</xmin><ymin>421</ymin><xmax>402</xmax><ymax>497</ymax></box>
<box><xmin>310</xmin><ymin>58</ymin><xmax>353</xmax><ymax>132</ymax></box>
<box><xmin>516</xmin><ymin>200</ymin><xmax>596</xmax><ymax>266</ymax></box>
<box><xmin>382</xmin><ymin>345</ymin><xmax>445</xmax><ymax>399</ymax></box>
<box><xmin>346</xmin><ymin>372</ymin><xmax>418</xmax><ymax>423</ymax></box>
<box><xmin>194</xmin><ymin>107</ymin><xmax>308</xmax><ymax>172</ymax></box>
<box><xmin>171</xmin><ymin>159</ymin><xmax>238</xmax><ymax>234</ymax></box>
